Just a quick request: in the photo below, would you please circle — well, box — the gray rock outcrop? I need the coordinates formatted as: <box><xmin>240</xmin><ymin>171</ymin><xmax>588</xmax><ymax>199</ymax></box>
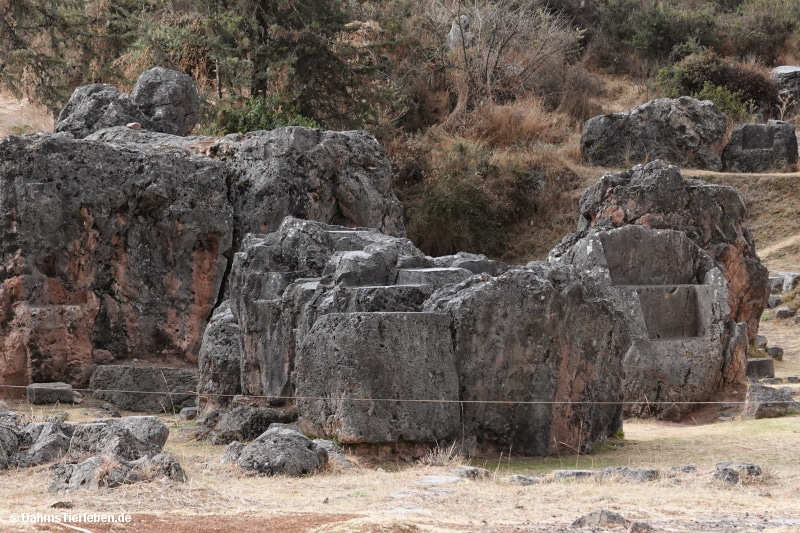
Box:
<box><xmin>230</xmin><ymin>426</ymin><xmax>328</xmax><ymax>476</ymax></box>
<box><xmin>202</xmin><ymin>217</ymin><xmax>629</xmax><ymax>455</ymax></box>
<box><xmin>55</xmin><ymin>84</ymin><xmax>150</xmax><ymax>139</ymax></box>
<box><xmin>581</xmin><ymin>97</ymin><xmax>727</xmax><ymax>170</ymax></box>
<box><xmin>424</xmin><ymin>265</ymin><xmax>628</xmax><ymax>454</ymax></box>
<box><xmin>550</xmin><ymin>160</ymin><xmax>768</xmax><ymax>341</ymax></box>
<box><xmin>0</xmin><ymin>123</ymin><xmax>405</xmax><ymax>395</ymax></box>
<box><xmin>131</xmin><ymin>66</ymin><xmax>200</xmax><ymax>136</ymax></box>
<box><xmin>55</xmin><ymin>67</ymin><xmax>199</xmax><ymax>139</ymax></box>
<box><xmin>198</xmin><ymin>303</ymin><xmax>242</xmax><ymax>407</ymax></box>
<box><xmin>722</xmin><ymin>120</ymin><xmax>798</xmax><ymax>172</ymax></box>
<box><xmin>550</xmin><ymin>224</ymin><xmax>743</xmax><ymax>419</ymax></box>
<box><xmin>295</xmin><ymin>312</ymin><xmax>461</xmax><ymax>444</ymax></box>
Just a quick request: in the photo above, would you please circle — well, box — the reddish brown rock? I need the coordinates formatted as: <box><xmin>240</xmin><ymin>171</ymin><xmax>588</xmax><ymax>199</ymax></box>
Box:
<box><xmin>551</xmin><ymin>160</ymin><xmax>768</xmax><ymax>340</ymax></box>
<box><xmin>0</xmin><ymin>134</ymin><xmax>233</xmax><ymax>391</ymax></box>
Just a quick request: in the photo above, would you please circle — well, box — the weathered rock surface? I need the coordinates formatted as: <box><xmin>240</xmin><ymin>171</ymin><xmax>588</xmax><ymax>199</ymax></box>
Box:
<box><xmin>198</xmin><ymin>303</ymin><xmax>242</xmax><ymax>406</ymax></box>
<box><xmin>295</xmin><ymin>312</ymin><xmax>460</xmax><ymax>444</ymax></box>
<box><xmin>722</xmin><ymin>120</ymin><xmax>798</xmax><ymax>173</ymax></box>
<box><xmin>49</xmin><ymin>451</ymin><xmax>185</xmax><ymax>491</ymax></box>
<box><xmin>743</xmin><ymin>383</ymin><xmax>800</xmax><ymax>419</ymax></box>
<box><xmin>209</xmin><ymin>406</ymin><xmax>297</xmax><ymax>444</ymax></box>
<box><xmin>581</xmin><ymin>97</ymin><xmax>727</xmax><ymax>170</ymax></box>
<box><xmin>92</xmin><ymin>416</ymin><xmax>169</xmax><ymax>448</ymax></box>
<box><xmin>233</xmin><ymin>427</ymin><xmax>328</xmax><ymax>476</ymax></box>
<box><xmin>56</xmin><ymin>67</ymin><xmax>199</xmax><ymax>139</ymax></box>
<box><xmin>89</xmin><ymin>365</ymin><xmax>197</xmax><ymax>412</ymax></box>
<box><xmin>26</xmin><ymin>383</ymin><xmax>76</xmax><ymax>405</ymax></box>
<box><xmin>551</xmin><ymin>160</ymin><xmax>769</xmax><ymax>340</ymax></box>
<box><xmin>229</xmin><ymin>218</ymin><xmax>431</xmax><ymax>400</ymax></box>
<box><xmin>3</xmin><ymin>108</ymin><xmax>405</xmax><ymax>394</ymax></box>
<box><xmin>131</xmin><ymin>67</ymin><xmax>200</xmax><ymax>136</ymax></box>
<box><xmin>204</xmin><ymin>217</ymin><xmax>627</xmax><ymax>454</ymax></box>
<box><xmin>55</xmin><ymin>84</ymin><xmax>150</xmax><ymax>139</ymax></box>
<box><xmin>0</xmin><ymin>133</ymin><xmax>232</xmax><ymax>390</ymax></box>
<box><xmin>424</xmin><ymin>265</ymin><xmax>628</xmax><ymax>455</ymax></box>
<box><xmin>550</xmin><ymin>224</ymin><xmax>744</xmax><ymax>419</ymax></box>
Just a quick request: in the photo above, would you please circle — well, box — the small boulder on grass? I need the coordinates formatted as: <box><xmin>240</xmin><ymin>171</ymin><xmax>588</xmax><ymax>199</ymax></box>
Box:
<box><xmin>233</xmin><ymin>427</ymin><xmax>328</xmax><ymax>476</ymax></box>
<box><xmin>713</xmin><ymin>462</ymin><xmax>762</xmax><ymax>484</ymax></box>
<box><xmin>744</xmin><ymin>383</ymin><xmax>800</xmax><ymax>419</ymax></box>
<box><xmin>572</xmin><ymin>509</ymin><xmax>628</xmax><ymax>529</ymax></box>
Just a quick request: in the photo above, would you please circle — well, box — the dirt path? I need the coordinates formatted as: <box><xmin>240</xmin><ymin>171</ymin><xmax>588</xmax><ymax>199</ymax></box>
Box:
<box><xmin>0</xmin><ymin>92</ymin><xmax>52</xmax><ymax>137</ymax></box>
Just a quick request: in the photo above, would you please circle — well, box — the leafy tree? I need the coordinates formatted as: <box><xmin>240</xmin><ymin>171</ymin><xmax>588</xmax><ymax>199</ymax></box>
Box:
<box><xmin>0</xmin><ymin>0</ymin><xmax>141</xmax><ymax>114</ymax></box>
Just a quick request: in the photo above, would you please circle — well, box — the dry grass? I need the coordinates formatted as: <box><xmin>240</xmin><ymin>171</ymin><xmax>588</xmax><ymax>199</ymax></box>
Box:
<box><xmin>469</xmin><ymin>98</ymin><xmax>571</xmax><ymax>147</ymax></box>
<box><xmin>1</xmin><ymin>400</ymin><xmax>799</xmax><ymax>531</ymax></box>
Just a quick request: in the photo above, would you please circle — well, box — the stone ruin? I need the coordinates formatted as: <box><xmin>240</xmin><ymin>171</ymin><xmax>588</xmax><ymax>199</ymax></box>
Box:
<box><xmin>201</xmin><ymin>217</ymin><xmax>629</xmax><ymax>455</ymax></box>
<box><xmin>0</xmin><ymin>68</ymin><xmax>775</xmax><ymax>460</ymax></box>
<box><xmin>550</xmin><ymin>225</ymin><xmax>745</xmax><ymax>419</ymax></box>
<box><xmin>551</xmin><ymin>160</ymin><xmax>769</xmax><ymax>341</ymax></box>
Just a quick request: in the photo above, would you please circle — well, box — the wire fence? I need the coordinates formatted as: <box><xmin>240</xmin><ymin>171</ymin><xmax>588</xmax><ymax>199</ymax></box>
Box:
<box><xmin>1</xmin><ymin>383</ymin><xmax>798</xmax><ymax>405</ymax></box>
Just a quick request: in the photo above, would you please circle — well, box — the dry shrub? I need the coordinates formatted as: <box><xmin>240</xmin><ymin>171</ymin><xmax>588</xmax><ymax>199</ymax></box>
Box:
<box><xmin>419</xmin><ymin>442</ymin><xmax>462</xmax><ymax>467</ymax></box>
<box><xmin>470</xmin><ymin>98</ymin><xmax>570</xmax><ymax>147</ymax></box>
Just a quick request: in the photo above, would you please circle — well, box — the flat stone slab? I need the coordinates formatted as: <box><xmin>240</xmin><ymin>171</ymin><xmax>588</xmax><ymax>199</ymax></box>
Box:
<box><xmin>395</xmin><ymin>268</ymin><xmax>472</xmax><ymax>287</ymax></box>
<box><xmin>747</xmin><ymin>358</ymin><xmax>775</xmax><ymax>379</ymax></box>
<box><xmin>26</xmin><ymin>383</ymin><xmax>74</xmax><ymax>405</ymax></box>
<box><xmin>90</xmin><ymin>365</ymin><xmax>197</xmax><ymax>413</ymax></box>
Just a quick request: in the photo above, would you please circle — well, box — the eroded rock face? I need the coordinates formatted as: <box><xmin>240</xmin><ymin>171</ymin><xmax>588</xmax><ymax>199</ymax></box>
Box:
<box><xmin>1</xmin><ymin>121</ymin><xmax>405</xmax><ymax>395</ymax></box>
<box><xmin>233</xmin><ymin>427</ymin><xmax>328</xmax><ymax>476</ymax></box>
<box><xmin>722</xmin><ymin>120</ymin><xmax>798</xmax><ymax>173</ymax></box>
<box><xmin>205</xmin><ymin>217</ymin><xmax>627</xmax><ymax>454</ymax></box>
<box><xmin>551</xmin><ymin>225</ymin><xmax>746</xmax><ymax>418</ymax></box>
<box><xmin>86</xmin><ymin>126</ymin><xmax>406</xmax><ymax>238</ymax></box>
<box><xmin>198</xmin><ymin>303</ymin><xmax>242</xmax><ymax>407</ymax></box>
<box><xmin>424</xmin><ymin>265</ymin><xmax>628</xmax><ymax>454</ymax></box>
<box><xmin>131</xmin><ymin>67</ymin><xmax>200</xmax><ymax>136</ymax></box>
<box><xmin>0</xmin><ymin>134</ymin><xmax>232</xmax><ymax>390</ymax></box>
<box><xmin>551</xmin><ymin>160</ymin><xmax>768</xmax><ymax>340</ymax></box>
<box><xmin>581</xmin><ymin>97</ymin><xmax>727</xmax><ymax>170</ymax></box>
<box><xmin>295</xmin><ymin>312</ymin><xmax>460</xmax><ymax>444</ymax></box>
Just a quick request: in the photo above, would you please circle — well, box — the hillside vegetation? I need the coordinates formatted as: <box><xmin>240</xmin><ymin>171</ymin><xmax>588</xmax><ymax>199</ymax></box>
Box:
<box><xmin>2</xmin><ymin>0</ymin><xmax>800</xmax><ymax>261</ymax></box>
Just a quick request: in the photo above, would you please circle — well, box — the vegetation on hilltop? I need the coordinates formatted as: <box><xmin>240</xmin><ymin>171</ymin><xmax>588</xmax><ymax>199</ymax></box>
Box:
<box><xmin>2</xmin><ymin>0</ymin><xmax>799</xmax><ymax>260</ymax></box>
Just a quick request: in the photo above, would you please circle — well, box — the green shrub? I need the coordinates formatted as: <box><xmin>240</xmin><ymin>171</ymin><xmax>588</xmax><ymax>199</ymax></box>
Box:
<box><xmin>629</xmin><ymin>3</ymin><xmax>718</xmax><ymax>61</ymax></box>
<box><xmin>657</xmin><ymin>51</ymin><xmax>777</xmax><ymax>113</ymax></box>
<box><xmin>215</xmin><ymin>95</ymin><xmax>318</xmax><ymax>134</ymax></box>
<box><xmin>693</xmin><ymin>82</ymin><xmax>756</xmax><ymax>123</ymax></box>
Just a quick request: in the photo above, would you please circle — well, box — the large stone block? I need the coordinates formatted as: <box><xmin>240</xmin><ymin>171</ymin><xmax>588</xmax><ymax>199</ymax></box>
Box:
<box><xmin>0</xmin><ymin>134</ymin><xmax>232</xmax><ymax>388</ymax></box>
<box><xmin>26</xmin><ymin>383</ymin><xmax>75</xmax><ymax>405</ymax></box>
<box><xmin>89</xmin><ymin>365</ymin><xmax>197</xmax><ymax>412</ymax></box>
<box><xmin>550</xmin><ymin>225</ymin><xmax>743</xmax><ymax>419</ymax></box>
<box><xmin>424</xmin><ymin>266</ymin><xmax>628</xmax><ymax>455</ymax></box>
<box><xmin>722</xmin><ymin>120</ymin><xmax>798</xmax><ymax>173</ymax></box>
<box><xmin>581</xmin><ymin>97</ymin><xmax>727</xmax><ymax>170</ymax></box>
<box><xmin>295</xmin><ymin>312</ymin><xmax>461</xmax><ymax>444</ymax></box>
<box><xmin>550</xmin><ymin>161</ymin><xmax>769</xmax><ymax>340</ymax></box>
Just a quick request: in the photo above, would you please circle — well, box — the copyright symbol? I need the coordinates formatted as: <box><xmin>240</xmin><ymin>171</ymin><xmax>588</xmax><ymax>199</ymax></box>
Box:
<box><xmin>9</xmin><ymin>514</ymin><xmax>17</xmax><ymax>522</ymax></box>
